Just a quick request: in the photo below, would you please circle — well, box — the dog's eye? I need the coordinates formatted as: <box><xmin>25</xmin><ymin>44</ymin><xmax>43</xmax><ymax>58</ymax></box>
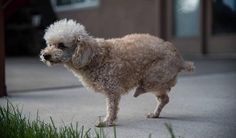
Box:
<box><xmin>58</xmin><ymin>43</ymin><xmax>66</xmax><ymax>49</ymax></box>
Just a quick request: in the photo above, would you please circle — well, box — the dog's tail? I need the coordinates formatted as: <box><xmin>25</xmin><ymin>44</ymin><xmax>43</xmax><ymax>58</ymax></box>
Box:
<box><xmin>181</xmin><ymin>61</ymin><xmax>195</xmax><ymax>72</ymax></box>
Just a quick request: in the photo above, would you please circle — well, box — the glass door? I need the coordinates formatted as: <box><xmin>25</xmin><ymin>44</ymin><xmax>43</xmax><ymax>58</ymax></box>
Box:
<box><xmin>208</xmin><ymin>0</ymin><xmax>236</xmax><ymax>54</ymax></box>
<box><xmin>165</xmin><ymin>0</ymin><xmax>202</xmax><ymax>55</ymax></box>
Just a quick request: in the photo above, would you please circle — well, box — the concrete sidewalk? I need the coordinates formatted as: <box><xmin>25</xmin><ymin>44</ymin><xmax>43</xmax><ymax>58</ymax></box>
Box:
<box><xmin>1</xmin><ymin>72</ymin><xmax>236</xmax><ymax>138</ymax></box>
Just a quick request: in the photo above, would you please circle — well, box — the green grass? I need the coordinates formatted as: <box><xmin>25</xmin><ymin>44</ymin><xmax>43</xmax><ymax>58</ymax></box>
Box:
<box><xmin>0</xmin><ymin>101</ymin><xmax>179</xmax><ymax>138</ymax></box>
<box><xmin>0</xmin><ymin>101</ymin><xmax>108</xmax><ymax>138</ymax></box>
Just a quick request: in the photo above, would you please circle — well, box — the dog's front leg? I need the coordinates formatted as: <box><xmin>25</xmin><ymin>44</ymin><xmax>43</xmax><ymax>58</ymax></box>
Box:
<box><xmin>96</xmin><ymin>93</ymin><xmax>120</xmax><ymax>127</ymax></box>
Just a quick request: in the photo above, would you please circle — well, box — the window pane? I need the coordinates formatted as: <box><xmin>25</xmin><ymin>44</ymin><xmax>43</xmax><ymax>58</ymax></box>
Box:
<box><xmin>73</xmin><ymin>0</ymin><xmax>85</xmax><ymax>3</ymax></box>
<box><xmin>57</xmin><ymin>0</ymin><xmax>71</xmax><ymax>6</ymax></box>
<box><xmin>54</xmin><ymin>0</ymin><xmax>99</xmax><ymax>11</ymax></box>
<box><xmin>173</xmin><ymin>0</ymin><xmax>200</xmax><ymax>37</ymax></box>
<box><xmin>212</xmin><ymin>0</ymin><xmax>236</xmax><ymax>34</ymax></box>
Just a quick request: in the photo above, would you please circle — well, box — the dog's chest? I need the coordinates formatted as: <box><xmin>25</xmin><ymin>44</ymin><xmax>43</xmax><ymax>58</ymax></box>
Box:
<box><xmin>80</xmin><ymin>65</ymin><xmax>123</xmax><ymax>92</ymax></box>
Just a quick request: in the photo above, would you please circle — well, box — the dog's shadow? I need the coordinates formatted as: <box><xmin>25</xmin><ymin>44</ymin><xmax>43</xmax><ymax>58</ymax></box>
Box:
<box><xmin>158</xmin><ymin>115</ymin><xmax>208</xmax><ymax>123</ymax></box>
<box><xmin>118</xmin><ymin>114</ymin><xmax>218</xmax><ymax>127</ymax></box>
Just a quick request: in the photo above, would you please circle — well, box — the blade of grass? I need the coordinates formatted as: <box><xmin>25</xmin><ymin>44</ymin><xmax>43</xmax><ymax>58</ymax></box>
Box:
<box><xmin>113</xmin><ymin>126</ymin><xmax>117</xmax><ymax>138</ymax></box>
<box><xmin>165</xmin><ymin>123</ymin><xmax>176</xmax><ymax>138</ymax></box>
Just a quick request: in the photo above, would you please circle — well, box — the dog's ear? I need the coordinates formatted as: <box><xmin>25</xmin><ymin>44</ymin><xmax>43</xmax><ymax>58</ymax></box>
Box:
<box><xmin>72</xmin><ymin>40</ymin><xmax>93</xmax><ymax>68</ymax></box>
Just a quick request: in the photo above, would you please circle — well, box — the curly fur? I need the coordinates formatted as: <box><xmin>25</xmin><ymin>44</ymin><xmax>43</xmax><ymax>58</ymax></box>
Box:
<box><xmin>40</xmin><ymin>19</ymin><xmax>195</xmax><ymax>127</ymax></box>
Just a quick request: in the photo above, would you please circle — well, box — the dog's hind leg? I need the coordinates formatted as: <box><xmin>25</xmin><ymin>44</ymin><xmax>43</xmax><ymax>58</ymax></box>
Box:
<box><xmin>147</xmin><ymin>93</ymin><xmax>169</xmax><ymax>118</ymax></box>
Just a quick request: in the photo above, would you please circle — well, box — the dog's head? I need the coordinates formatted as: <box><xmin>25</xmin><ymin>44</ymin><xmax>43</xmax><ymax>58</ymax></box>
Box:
<box><xmin>40</xmin><ymin>19</ymin><xmax>91</xmax><ymax>66</ymax></box>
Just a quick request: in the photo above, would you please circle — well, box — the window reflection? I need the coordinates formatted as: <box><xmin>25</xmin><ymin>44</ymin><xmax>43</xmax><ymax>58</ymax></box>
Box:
<box><xmin>173</xmin><ymin>0</ymin><xmax>200</xmax><ymax>37</ymax></box>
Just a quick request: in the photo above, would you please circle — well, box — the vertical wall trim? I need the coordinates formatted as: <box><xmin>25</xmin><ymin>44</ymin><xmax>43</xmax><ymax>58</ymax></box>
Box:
<box><xmin>160</xmin><ymin>0</ymin><xmax>168</xmax><ymax>40</ymax></box>
<box><xmin>0</xmin><ymin>11</ymin><xmax>7</xmax><ymax>97</ymax></box>
<box><xmin>201</xmin><ymin>0</ymin><xmax>208</xmax><ymax>55</ymax></box>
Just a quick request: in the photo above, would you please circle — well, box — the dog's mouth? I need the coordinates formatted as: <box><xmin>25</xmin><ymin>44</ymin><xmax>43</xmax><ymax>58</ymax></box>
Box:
<box><xmin>46</xmin><ymin>60</ymin><xmax>62</xmax><ymax>65</ymax></box>
<box><xmin>49</xmin><ymin>60</ymin><xmax>60</xmax><ymax>64</ymax></box>
<box><xmin>40</xmin><ymin>56</ymin><xmax>61</xmax><ymax>66</ymax></box>
<box><xmin>48</xmin><ymin>59</ymin><xmax>60</xmax><ymax>63</ymax></box>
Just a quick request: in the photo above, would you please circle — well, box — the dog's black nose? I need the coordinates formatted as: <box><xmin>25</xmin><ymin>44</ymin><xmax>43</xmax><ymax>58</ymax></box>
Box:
<box><xmin>43</xmin><ymin>54</ymin><xmax>51</xmax><ymax>60</ymax></box>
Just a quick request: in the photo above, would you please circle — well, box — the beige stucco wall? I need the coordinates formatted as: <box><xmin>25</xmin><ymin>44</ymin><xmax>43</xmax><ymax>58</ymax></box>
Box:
<box><xmin>56</xmin><ymin>0</ymin><xmax>161</xmax><ymax>38</ymax></box>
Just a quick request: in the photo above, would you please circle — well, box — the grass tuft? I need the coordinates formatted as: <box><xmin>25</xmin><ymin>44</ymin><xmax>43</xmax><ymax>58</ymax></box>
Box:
<box><xmin>0</xmin><ymin>101</ymin><xmax>108</xmax><ymax>138</ymax></box>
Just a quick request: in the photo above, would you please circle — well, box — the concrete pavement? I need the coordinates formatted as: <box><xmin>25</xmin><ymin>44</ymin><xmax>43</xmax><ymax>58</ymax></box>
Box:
<box><xmin>1</xmin><ymin>57</ymin><xmax>236</xmax><ymax>137</ymax></box>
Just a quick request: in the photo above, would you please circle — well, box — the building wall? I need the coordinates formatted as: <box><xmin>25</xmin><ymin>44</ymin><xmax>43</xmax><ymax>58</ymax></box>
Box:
<box><xmin>57</xmin><ymin>0</ymin><xmax>161</xmax><ymax>38</ymax></box>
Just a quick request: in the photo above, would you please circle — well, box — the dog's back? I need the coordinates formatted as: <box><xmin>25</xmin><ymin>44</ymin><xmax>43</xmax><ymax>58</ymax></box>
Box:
<box><xmin>91</xmin><ymin>34</ymin><xmax>183</xmax><ymax>93</ymax></box>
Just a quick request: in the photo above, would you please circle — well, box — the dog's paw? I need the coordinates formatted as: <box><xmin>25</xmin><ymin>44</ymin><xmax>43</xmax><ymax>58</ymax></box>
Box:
<box><xmin>146</xmin><ymin>113</ymin><xmax>160</xmax><ymax>118</ymax></box>
<box><xmin>95</xmin><ymin>121</ymin><xmax>115</xmax><ymax>127</ymax></box>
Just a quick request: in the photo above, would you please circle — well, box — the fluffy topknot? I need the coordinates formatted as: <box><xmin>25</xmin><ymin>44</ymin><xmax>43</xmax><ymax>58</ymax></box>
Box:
<box><xmin>44</xmin><ymin>19</ymin><xmax>87</xmax><ymax>44</ymax></box>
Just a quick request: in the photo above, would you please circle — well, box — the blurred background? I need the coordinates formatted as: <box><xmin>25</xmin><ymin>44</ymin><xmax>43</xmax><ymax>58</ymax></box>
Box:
<box><xmin>1</xmin><ymin>0</ymin><xmax>236</xmax><ymax>96</ymax></box>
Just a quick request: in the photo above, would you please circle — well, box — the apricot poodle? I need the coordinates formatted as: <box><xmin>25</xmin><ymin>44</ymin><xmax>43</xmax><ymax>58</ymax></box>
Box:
<box><xmin>40</xmin><ymin>19</ymin><xmax>195</xmax><ymax>127</ymax></box>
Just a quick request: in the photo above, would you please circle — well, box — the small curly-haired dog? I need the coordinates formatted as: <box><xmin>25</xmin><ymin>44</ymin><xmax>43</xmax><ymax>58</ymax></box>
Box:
<box><xmin>40</xmin><ymin>19</ymin><xmax>195</xmax><ymax>127</ymax></box>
